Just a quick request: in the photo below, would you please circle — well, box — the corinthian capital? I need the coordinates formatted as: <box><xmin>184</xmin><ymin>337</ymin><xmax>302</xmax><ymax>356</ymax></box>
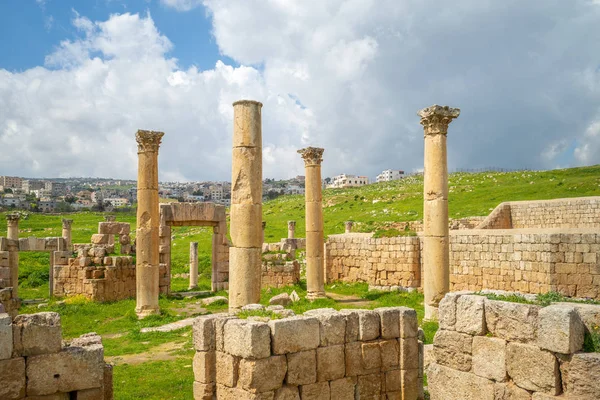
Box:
<box><xmin>418</xmin><ymin>105</ymin><xmax>460</xmax><ymax>135</ymax></box>
<box><xmin>136</xmin><ymin>130</ymin><xmax>165</xmax><ymax>153</ymax></box>
<box><xmin>6</xmin><ymin>213</ymin><xmax>20</xmax><ymax>224</ymax></box>
<box><xmin>298</xmin><ymin>147</ymin><xmax>324</xmax><ymax>166</ymax></box>
<box><xmin>62</xmin><ymin>219</ymin><xmax>73</xmax><ymax>228</ymax></box>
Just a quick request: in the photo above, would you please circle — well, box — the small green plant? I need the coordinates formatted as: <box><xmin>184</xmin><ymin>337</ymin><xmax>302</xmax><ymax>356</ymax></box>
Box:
<box><xmin>237</xmin><ymin>309</ymin><xmax>282</xmax><ymax>320</ymax></box>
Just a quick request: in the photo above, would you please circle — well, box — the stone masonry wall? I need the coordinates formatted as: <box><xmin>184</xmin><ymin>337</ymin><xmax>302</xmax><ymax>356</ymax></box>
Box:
<box><xmin>261</xmin><ymin>259</ymin><xmax>301</xmax><ymax>289</ymax></box>
<box><xmin>192</xmin><ymin>307</ymin><xmax>423</xmax><ymax>399</ymax></box>
<box><xmin>427</xmin><ymin>293</ymin><xmax>600</xmax><ymax>399</ymax></box>
<box><xmin>325</xmin><ymin>233</ymin><xmax>421</xmax><ymax>289</ymax></box>
<box><xmin>0</xmin><ymin>311</ymin><xmax>113</xmax><ymax>399</ymax></box>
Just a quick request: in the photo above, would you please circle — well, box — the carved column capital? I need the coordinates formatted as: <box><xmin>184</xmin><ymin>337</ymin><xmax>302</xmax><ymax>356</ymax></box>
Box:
<box><xmin>298</xmin><ymin>147</ymin><xmax>324</xmax><ymax>166</ymax></box>
<box><xmin>136</xmin><ymin>130</ymin><xmax>164</xmax><ymax>153</ymax></box>
<box><xmin>61</xmin><ymin>219</ymin><xmax>73</xmax><ymax>228</ymax></box>
<box><xmin>418</xmin><ymin>105</ymin><xmax>460</xmax><ymax>135</ymax></box>
<box><xmin>287</xmin><ymin>220</ymin><xmax>296</xmax><ymax>229</ymax></box>
<box><xmin>6</xmin><ymin>213</ymin><xmax>20</xmax><ymax>226</ymax></box>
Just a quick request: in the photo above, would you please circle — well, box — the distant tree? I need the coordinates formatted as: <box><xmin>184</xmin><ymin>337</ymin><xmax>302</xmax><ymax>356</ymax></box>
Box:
<box><xmin>64</xmin><ymin>195</ymin><xmax>77</xmax><ymax>204</ymax></box>
<box><xmin>324</xmin><ymin>177</ymin><xmax>331</xmax><ymax>184</ymax></box>
<box><xmin>55</xmin><ymin>202</ymin><xmax>73</xmax><ymax>212</ymax></box>
<box><xmin>3</xmin><ymin>188</ymin><xmax>12</xmax><ymax>194</ymax></box>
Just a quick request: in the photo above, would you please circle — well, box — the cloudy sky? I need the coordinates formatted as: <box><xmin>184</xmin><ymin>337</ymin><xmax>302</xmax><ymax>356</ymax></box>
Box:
<box><xmin>1</xmin><ymin>0</ymin><xmax>600</xmax><ymax>182</ymax></box>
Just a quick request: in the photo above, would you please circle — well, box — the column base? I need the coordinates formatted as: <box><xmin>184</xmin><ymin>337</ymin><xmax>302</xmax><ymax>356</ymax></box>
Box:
<box><xmin>136</xmin><ymin>307</ymin><xmax>160</xmax><ymax>319</ymax></box>
<box><xmin>188</xmin><ymin>285</ymin><xmax>198</xmax><ymax>291</ymax></box>
<box><xmin>305</xmin><ymin>291</ymin><xmax>327</xmax><ymax>301</ymax></box>
<box><xmin>424</xmin><ymin>304</ymin><xmax>439</xmax><ymax>322</ymax></box>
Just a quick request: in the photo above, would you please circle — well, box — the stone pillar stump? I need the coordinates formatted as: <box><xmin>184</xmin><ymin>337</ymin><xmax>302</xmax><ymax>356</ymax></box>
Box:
<box><xmin>189</xmin><ymin>242</ymin><xmax>199</xmax><ymax>290</ymax></box>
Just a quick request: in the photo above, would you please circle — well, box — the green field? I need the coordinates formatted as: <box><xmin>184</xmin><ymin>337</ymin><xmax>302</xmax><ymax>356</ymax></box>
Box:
<box><xmin>1</xmin><ymin>165</ymin><xmax>600</xmax><ymax>398</ymax></box>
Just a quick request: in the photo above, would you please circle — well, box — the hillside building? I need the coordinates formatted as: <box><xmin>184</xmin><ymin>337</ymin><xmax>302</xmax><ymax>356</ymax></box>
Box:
<box><xmin>328</xmin><ymin>174</ymin><xmax>370</xmax><ymax>188</ymax></box>
<box><xmin>376</xmin><ymin>169</ymin><xmax>405</xmax><ymax>182</ymax></box>
<box><xmin>0</xmin><ymin>176</ymin><xmax>22</xmax><ymax>190</ymax></box>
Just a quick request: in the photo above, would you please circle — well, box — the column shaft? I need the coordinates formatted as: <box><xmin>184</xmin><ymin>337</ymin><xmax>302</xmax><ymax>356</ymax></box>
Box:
<box><xmin>189</xmin><ymin>242</ymin><xmax>199</xmax><ymax>289</ymax></box>
<box><xmin>6</xmin><ymin>214</ymin><xmax>19</xmax><ymax>298</ymax></box>
<box><xmin>287</xmin><ymin>220</ymin><xmax>296</xmax><ymax>239</ymax></box>
<box><xmin>61</xmin><ymin>219</ymin><xmax>73</xmax><ymax>251</ymax></box>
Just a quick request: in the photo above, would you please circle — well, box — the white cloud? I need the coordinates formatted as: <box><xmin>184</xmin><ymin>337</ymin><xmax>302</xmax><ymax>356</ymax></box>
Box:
<box><xmin>160</xmin><ymin>0</ymin><xmax>203</xmax><ymax>12</ymax></box>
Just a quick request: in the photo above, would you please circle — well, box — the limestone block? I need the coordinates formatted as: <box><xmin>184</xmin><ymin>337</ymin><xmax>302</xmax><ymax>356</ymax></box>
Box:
<box><xmin>506</xmin><ymin>342</ymin><xmax>559</xmax><ymax>394</ymax></box>
<box><xmin>311</xmin><ymin>310</ymin><xmax>346</xmax><ymax>346</ymax></box>
<box><xmin>357</xmin><ymin>373</ymin><xmax>382</xmax><ymax>398</ymax></box>
<box><xmin>375</xmin><ymin>307</ymin><xmax>400</xmax><ymax>339</ymax></box>
<box><xmin>193</xmin><ymin>350</ymin><xmax>216</xmax><ymax>384</ymax></box>
<box><xmin>231</xmin><ymin>147</ymin><xmax>262</xmax><ymax>205</ymax></box>
<box><xmin>274</xmin><ymin>385</ymin><xmax>300</xmax><ymax>400</ymax></box>
<box><xmin>268</xmin><ymin>317</ymin><xmax>319</xmax><ymax>354</ymax></box>
<box><xmin>472</xmin><ymin>336</ymin><xmax>507</xmax><ymax>382</ymax></box>
<box><xmin>537</xmin><ymin>305</ymin><xmax>585</xmax><ymax>354</ymax></box>
<box><xmin>238</xmin><ymin>355</ymin><xmax>286</xmax><ymax>393</ymax></box>
<box><xmin>339</xmin><ymin>309</ymin><xmax>359</xmax><ymax>342</ymax></box>
<box><xmin>26</xmin><ymin>344</ymin><xmax>104</xmax><ymax>396</ymax></box>
<box><xmin>494</xmin><ymin>382</ymin><xmax>532</xmax><ymax>400</ymax></box>
<box><xmin>400</xmin><ymin>368</ymin><xmax>420</xmax><ymax>400</ymax></box>
<box><xmin>0</xmin><ymin>357</ymin><xmax>25</xmax><ymax>399</ymax></box>
<box><xmin>224</xmin><ymin>319</ymin><xmax>270</xmax><ymax>359</ymax></box>
<box><xmin>12</xmin><ymin>312</ymin><xmax>62</xmax><ymax>357</ymax></box>
<box><xmin>455</xmin><ymin>295</ymin><xmax>486</xmax><ymax>335</ymax></box>
<box><xmin>0</xmin><ymin>313</ymin><xmax>12</xmax><ymax>360</ymax></box>
<box><xmin>216</xmin><ymin>383</ymin><xmax>273</xmax><ymax>400</ymax></box>
<box><xmin>399</xmin><ymin>307</ymin><xmax>418</xmax><ymax>338</ymax></box>
<box><xmin>385</xmin><ymin>369</ymin><xmax>402</xmax><ymax>392</ymax></box>
<box><xmin>269</xmin><ymin>293</ymin><xmax>292</xmax><ymax>307</ymax></box>
<box><xmin>380</xmin><ymin>339</ymin><xmax>400</xmax><ymax>371</ymax></box>
<box><xmin>193</xmin><ymin>381</ymin><xmax>215</xmax><ymax>400</ymax></box>
<box><xmin>215</xmin><ymin>316</ymin><xmax>237</xmax><ymax>352</ymax></box>
<box><xmin>565</xmin><ymin>353</ymin><xmax>600</xmax><ymax>398</ymax></box>
<box><xmin>216</xmin><ymin>351</ymin><xmax>239</xmax><ymax>388</ymax></box>
<box><xmin>361</xmin><ymin>341</ymin><xmax>382</xmax><ymax>370</ymax></box>
<box><xmin>299</xmin><ymin>381</ymin><xmax>330</xmax><ymax>400</ymax></box>
<box><xmin>400</xmin><ymin>337</ymin><xmax>419</xmax><ymax>370</ymax></box>
<box><xmin>427</xmin><ymin>363</ymin><xmax>495</xmax><ymax>400</ymax></box>
<box><xmin>286</xmin><ymin>350</ymin><xmax>316</xmax><ymax>385</ymax></box>
<box><xmin>485</xmin><ymin>300</ymin><xmax>539</xmax><ymax>343</ymax></box>
<box><xmin>230</xmin><ymin>204</ymin><xmax>263</xmax><ymax>248</ymax></box>
<box><xmin>91</xmin><ymin>234</ymin><xmax>109</xmax><ymax>245</ymax></box>
<box><xmin>433</xmin><ymin>329</ymin><xmax>472</xmax><ymax>372</ymax></box>
<box><xmin>329</xmin><ymin>377</ymin><xmax>356</xmax><ymax>400</ymax></box>
<box><xmin>75</xmin><ymin>388</ymin><xmax>104</xmax><ymax>400</ymax></box>
<box><xmin>356</xmin><ymin>310</ymin><xmax>380</xmax><ymax>341</ymax></box>
<box><xmin>316</xmin><ymin>345</ymin><xmax>345</xmax><ymax>382</ymax></box>
<box><xmin>345</xmin><ymin>341</ymin><xmax>377</xmax><ymax>376</ymax></box>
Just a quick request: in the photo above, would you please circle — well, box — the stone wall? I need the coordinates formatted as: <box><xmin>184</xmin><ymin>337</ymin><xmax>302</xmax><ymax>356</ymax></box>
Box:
<box><xmin>427</xmin><ymin>293</ymin><xmax>600</xmax><ymax>399</ymax></box>
<box><xmin>192</xmin><ymin>307</ymin><xmax>423</xmax><ymax>399</ymax></box>
<box><xmin>325</xmin><ymin>233</ymin><xmax>421</xmax><ymax>289</ymax></box>
<box><xmin>477</xmin><ymin>197</ymin><xmax>600</xmax><ymax>229</ymax></box>
<box><xmin>261</xmin><ymin>258</ymin><xmax>301</xmax><ymax>289</ymax></box>
<box><xmin>0</xmin><ymin>311</ymin><xmax>113</xmax><ymax>399</ymax></box>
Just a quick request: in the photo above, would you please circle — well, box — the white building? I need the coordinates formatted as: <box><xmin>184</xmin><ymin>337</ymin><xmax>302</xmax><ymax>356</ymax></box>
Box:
<box><xmin>328</xmin><ymin>174</ymin><xmax>370</xmax><ymax>188</ymax></box>
<box><xmin>284</xmin><ymin>185</ymin><xmax>305</xmax><ymax>195</ymax></box>
<box><xmin>105</xmin><ymin>198</ymin><xmax>130</xmax><ymax>207</ymax></box>
<box><xmin>376</xmin><ymin>169</ymin><xmax>405</xmax><ymax>183</ymax></box>
<box><xmin>210</xmin><ymin>185</ymin><xmax>224</xmax><ymax>201</ymax></box>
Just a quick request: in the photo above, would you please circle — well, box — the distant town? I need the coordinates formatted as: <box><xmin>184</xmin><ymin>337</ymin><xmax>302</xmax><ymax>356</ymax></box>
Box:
<box><xmin>0</xmin><ymin>169</ymin><xmax>406</xmax><ymax>212</ymax></box>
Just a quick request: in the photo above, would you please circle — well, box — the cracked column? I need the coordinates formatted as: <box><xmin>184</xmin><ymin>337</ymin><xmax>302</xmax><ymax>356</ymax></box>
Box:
<box><xmin>229</xmin><ymin>100</ymin><xmax>263</xmax><ymax>310</ymax></box>
<box><xmin>61</xmin><ymin>219</ymin><xmax>73</xmax><ymax>251</ymax></box>
<box><xmin>189</xmin><ymin>242</ymin><xmax>199</xmax><ymax>290</ymax></box>
<box><xmin>6</xmin><ymin>214</ymin><xmax>20</xmax><ymax>298</ymax></box>
<box><xmin>287</xmin><ymin>220</ymin><xmax>296</xmax><ymax>239</ymax></box>
<box><xmin>135</xmin><ymin>129</ymin><xmax>164</xmax><ymax>318</ymax></box>
<box><xmin>345</xmin><ymin>221</ymin><xmax>354</xmax><ymax>234</ymax></box>
<box><xmin>298</xmin><ymin>147</ymin><xmax>326</xmax><ymax>300</ymax></box>
<box><xmin>418</xmin><ymin>104</ymin><xmax>460</xmax><ymax>321</ymax></box>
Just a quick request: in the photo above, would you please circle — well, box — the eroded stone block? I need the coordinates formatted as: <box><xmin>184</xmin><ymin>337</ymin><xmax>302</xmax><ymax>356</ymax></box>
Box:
<box><xmin>375</xmin><ymin>307</ymin><xmax>400</xmax><ymax>339</ymax></box>
<box><xmin>268</xmin><ymin>317</ymin><xmax>319</xmax><ymax>354</ymax></box>
<box><xmin>455</xmin><ymin>295</ymin><xmax>486</xmax><ymax>335</ymax></box>
<box><xmin>299</xmin><ymin>381</ymin><xmax>330</xmax><ymax>400</ymax></box>
<box><xmin>433</xmin><ymin>329</ymin><xmax>473</xmax><ymax>372</ymax></box>
<box><xmin>0</xmin><ymin>313</ymin><xmax>12</xmax><ymax>360</ymax></box>
<box><xmin>329</xmin><ymin>377</ymin><xmax>355</xmax><ymax>400</ymax></box>
<box><xmin>193</xmin><ymin>350</ymin><xmax>216</xmax><ymax>384</ymax></box>
<box><xmin>0</xmin><ymin>357</ymin><xmax>25</xmax><ymax>399</ymax></box>
<box><xmin>472</xmin><ymin>336</ymin><xmax>506</xmax><ymax>382</ymax></box>
<box><xmin>286</xmin><ymin>350</ymin><xmax>316</xmax><ymax>385</ymax></box>
<box><xmin>216</xmin><ymin>351</ymin><xmax>239</xmax><ymax>388</ymax></box>
<box><xmin>485</xmin><ymin>300</ymin><xmax>539</xmax><ymax>343</ymax></box>
<box><xmin>566</xmin><ymin>353</ymin><xmax>600</xmax><ymax>398</ymax></box>
<box><xmin>427</xmin><ymin>363</ymin><xmax>495</xmax><ymax>400</ymax></box>
<box><xmin>538</xmin><ymin>305</ymin><xmax>585</xmax><ymax>354</ymax></box>
<box><xmin>224</xmin><ymin>319</ymin><xmax>271</xmax><ymax>359</ymax></box>
<box><xmin>506</xmin><ymin>342</ymin><xmax>559</xmax><ymax>394</ymax></box>
<box><xmin>316</xmin><ymin>345</ymin><xmax>345</xmax><ymax>382</ymax></box>
<box><xmin>13</xmin><ymin>312</ymin><xmax>62</xmax><ymax>357</ymax></box>
<box><xmin>238</xmin><ymin>356</ymin><xmax>286</xmax><ymax>393</ymax></box>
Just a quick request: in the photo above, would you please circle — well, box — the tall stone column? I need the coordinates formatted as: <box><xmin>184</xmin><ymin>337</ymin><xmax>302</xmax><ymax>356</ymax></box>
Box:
<box><xmin>61</xmin><ymin>219</ymin><xmax>73</xmax><ymax>251</ymax></box>
<box><xmin>262</xmin><ymin>221</ymin><xmax>266</xmax><ymax>244</ymax></box>
<box><xmin>298</xmin><ymin>147</ymin><xmax>326</xmax><ymax>300</ymax></box>
<box><xmin>418</xmin><ymin>105</ymin><xmax>460</xmax><ymax>321</ymax></box>
<box><xmin>345</xmin><ymin>221</ymin><xmax>354</xmax><ymax>234</ymax></box>
<box><xmin>229</xmin><ymin>100</ymin><xmax>263</xmax><ymax>310</ymax></box>
<box><xmin>287</xmin><ymin>221</ymin><xmax>296</xmax><ymax>239</ymax></box>
<box><xmin>135</xmin><ymin>129</ymin><xmax>164</xmax><ymax>318</ymax></box>
<box><xmin>189</xmin><ymin>242</ymin><xmax>199</xmax><ymax>290</ymax></box>
<box><xmin>6</xmin><ymin>214</ymin><xmax>20</xmax><ymax>298</ymax></box>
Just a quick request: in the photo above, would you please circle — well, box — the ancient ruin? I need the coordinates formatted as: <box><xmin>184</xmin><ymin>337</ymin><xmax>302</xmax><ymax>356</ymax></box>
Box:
<box><xmin>299</xmin><ymin>147</ymin><xmax>326</xmax><ymax>300</ymax></box>
<box><xmin>189</xmin><ymin>241</ymin><xmax>199</xmax><ymax>290</ymax></box>
<box><xmin>135</xmin><ymin>129</ymin><xmax>164</xmax><ymax>318</ymax></box>
<box><xmin>229</xmin><ymin>100</ymin><xmax>263</xmax><ymax>310</ymax></box>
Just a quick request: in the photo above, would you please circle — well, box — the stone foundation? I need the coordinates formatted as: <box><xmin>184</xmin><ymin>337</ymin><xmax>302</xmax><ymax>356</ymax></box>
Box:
<box><xmin>261</xmin><ymin>258</ymin><xmax>301</xmax><ymax>289</ymax></box>
<box><xmin>192</xmin><ymin>307</ymin><xmax>423</xmax><ymax>399</ymax></box>
<box><xmin>0</xmin><ymin>311</ymin><xmax>113</xmax><ymax>399</ymax></box>
<box><xmin>427</xmin><ymin>293</ymin><xmax>600</xmax><ymax>399</ymax></box>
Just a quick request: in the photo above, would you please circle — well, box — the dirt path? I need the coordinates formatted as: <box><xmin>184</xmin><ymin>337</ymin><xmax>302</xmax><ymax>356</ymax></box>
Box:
<box><xmin>106</xmin><ymin>341</ymin><xmax>186</xmax><ymax>365</ymax></box>
<box><xmin>326</xmin><ymin>292</ymin><xmax>374</xmax><ymax>308</ymax></box>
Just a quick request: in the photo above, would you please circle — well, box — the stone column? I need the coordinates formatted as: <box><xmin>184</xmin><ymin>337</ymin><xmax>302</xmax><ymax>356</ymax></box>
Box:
<box><xmin>287</xmin><ymin>220</ymin><xmax>296</xmax><ymax>239</ymax></box>
<box><xmin>261</xmin><ymin>221</ymin><xmax>266</xmax><ymax>244</ymax></box>
<box><xmin>135</xmin><ymin>129</ymin><xmax>164</xmax><ymax>318</ymax></box>
<box><xmin>61</xmin><ymin>219</ymin><xmax>73</xmax><ymax>251</ymax></box>
<box><xmin>105</xmin><ymin>215</ymin><xmax>116</xmax><ymax>246</ymax></box>
<box><xmin>418</xmin><ymin>105</ymin><xmax>460</xmax><ymax>321</ymax></box>
<box><xmin>189</xmin><ymin>242</ymin><xmax>199</xmax><ymax>290</ymax></box>
<box><xmin>298</xmin><ymin>147</ymin><xmax>326</xmax><ymax>300</ymax></box>
<box><xmin>229</xmin><ymin>100</ymin><xmax>263</xmax><ymax>310</ymax></box>
<box><xmin>6</xmin><ymin>214</ymin><xmax>20</xmax><ymax>298</ymax></box>
<box><xmin>344</xmin><ymin>221</ymin><xmax>354</xmax><ymax>234</ymax></box>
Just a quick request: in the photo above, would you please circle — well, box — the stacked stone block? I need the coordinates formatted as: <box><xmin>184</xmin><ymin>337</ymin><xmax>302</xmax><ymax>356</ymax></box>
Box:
<box><xmin>428</xmin><ymin>293</ymin><xmax>600</xmax><ymax>399</ymax></box>
<box><xmin>94</xmin><ymin>221</ymin><xmax>133</xmax><ymax>254</ymax></box>
<box><xmin>0</xmin><ymin>311</ymin><xmax>113</xmax><ymax>399</ymax></box>
<box><xmin>261</xmin><ymin>258</ymin><xmax>301</xmax><ymax>289</ymax></box>
<box><xmin>192</xmin><ymin>307</ymin><xmax>423</xmax><ymax>399</ymax></box>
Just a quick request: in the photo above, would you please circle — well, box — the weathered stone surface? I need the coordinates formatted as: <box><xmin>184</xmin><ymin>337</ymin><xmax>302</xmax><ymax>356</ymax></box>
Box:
<box><xmin>427</xmin><ymin>363</ymin><xmax>495</xmax><ymax>400</ymax></box>
<box><xmin>329</xmin><ymin>377</ymin><xmax>356</xmax><ymax>400</ymax></box>
<box><xmin>274</xmin><ymin>385</ymin><xmax>300</xmax><ymax>400</ymax></box>
<box><xmin>269</xmin><ymin>317</ymin><xmax>319</xmax><ymax>354</ymax></box>
<box><xmin>26</xmin><ymin>344</ymin><xmax>104</xmax><ymax>396</ymax></box>
<box><xmin>214</xmin><ymin>316</ymin><xmax>237</xmax><ymax>352</ymax></box>
<box><xmin>400</xmin><ymin>368</ymin><xmax>420</xmax><ymax>400</ymax></box>
<box><xmin>433</xmin><ymin>329</ymin><xmax>473</xmax><ymax>372</ymax></box>
<box><xmin>385</xmin><ymin>369</ymin><xmax>401</xmax><ymax>392</ymax></box>
<box><xmin>380</xmin><ymin>339</ymin><xmax>400</xmax><ymax>370</ymax></box>
<box><xmin>238</xmin><ymin>356</ymin><xmax>286</xmax><ymax>393</ymax></box>
<box><xmin>0</xmin><ymin>357</ymin><xmax>25</xmax><ymax>399</ymax></box>
<box><xmin>566</xmin><ymin>353</ymin><xmax>600</xmax><ymax>398</ymax></box>
<box><xmin>400</xmin><ymin>337</ymin><xmax>419</xmax><ymax>371</ymax></box>
<box><xmin>193</xmin><ymin>381</ymin><xmax>215</xmax><ymax>400</ymax></box>
<box><xmin>200</xmin><ymin>296</ymin><xmax>228</xmax><ymax>306</ymax></box>
<box><xmin>506</xmin><ymin>342</ymin><xmax>559</xmax><ymax>394</ymax></box>
<box><xmin>399</xmin><ymin>307</ymin><xmax>418</xmax><ymax>338</ymax></box>
<box><xmin>375</xmin><ymin>307</ymin><xmax>400</xmax><ymax>339</ymax></box>
<box><xmin>224</xmin><ymin>319</ymin><xmax>271</xmax><ymax>359</ymax></box>
<box><xmin>455</xmin><ymin>295</ymin><xmax>486</xmax><ymax>335</ymax></box>
<box><xmin>538</xmin><ymin>305</ymin><xmax>584</xmax><ymax>354</ymax></box>
<box><xmin>269</xmin><ymin>293</ymin><xmax>292</xmax><ymax>307</ymax></box>
<box><xmin>286</xmin><ymin>350</ymin><xmax>316</xmax><ymax>385</ymax></box>
<box><xmin>0</xmin><ymin>313</ymin><xmax>12</xmax><ymax>360</ymax></box>
<box><xmin>339</xmin><ymin>310</ymin><xmax>359</xmax><ymax>342</ymax></box>
<box><xmin>473</xmin><ymin>336</ymin><xmax>507</xmax><ymax>382</ymax></box>
<box><xmin>494</xmin><ymin>382</ymin><xmax>532</xmax><ymax>400</ymax></box>
<box><xmin>216</xmin><ymin>383</ymin><xmax>275</xmax><ymax>400</ymax></box>
<box><xmin>193</xmin><ymin>351</ymin><xmax>216</xmax><ymax>384</ymax></box>
<box><xmin>345</xmin><ymin>341</ymin><xmax>377</xmax><ymax>376</ymax></box>
<box><xmin>299</xmin><ymin>381</ymin><xmax>330</xmax><ymax>400</ymax></box>
<box><xmin>216</xmin><ymin>351</ymin><xmax>239</xmax><ymax>388</ymax></box>
<box><xmin>357</xmin><ymin>373</ymin><xmax>382</xmax><ymax>398</ymax></box>
<box><xmin>356</xmin><ymin>310</ymin><xmax>380</xmax><ymax>340</ymax></box>
<box><xmin>312</xmin><ymin>310</ymin><xmax>346</xmax><ymax>346</ymax></box>
<box><xmin>485</xmin><ymin>300</ymin><xmax>539</xmax><ymax>343</ymax></box>
<box><xmin>438</xmin><ymin>293</ymin><xmax>460</xmax><ymax>331</ymax></box>
<box><xmin>316</xmin><ymin>345</ymin><xmax>345</xmax><ymax>382</ymax></box>
<box><xmin>75</xmin><ymin>388</ymin><xmax>104</xmax><ymax>400</ymax></box>
<box><xmin>13</xmin><ymin>312</ymin><xmax>62</xmax><ymax>357</ymax></box>
<box><xmin>361</xmin><ymin>341</ymin><xmax>381</xmax><ymax>371</ymax></box>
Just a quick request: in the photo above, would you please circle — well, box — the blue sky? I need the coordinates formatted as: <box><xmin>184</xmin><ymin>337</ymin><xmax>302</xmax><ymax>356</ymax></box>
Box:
<box><xmin>0</xmin><ymin>0</ymin><xmax>600</xmax><ymax>181</ymax></box>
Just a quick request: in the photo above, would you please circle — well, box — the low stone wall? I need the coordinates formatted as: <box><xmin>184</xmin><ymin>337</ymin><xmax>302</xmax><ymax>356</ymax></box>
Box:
<box><xmin>261</xmin><ymin>259</ymin><xmax>301</xmax><ymax>289</ymax></box>
<box><xmin>0</xmin><ymin>311</ymin><xmax>113</xmax><ymax>399</ymax></box>
<box><xmin>477</xmin><ymin>197</ymin><xmax>600</xmax><ymax>229</ymax></box>
<box><xmin>427</xmin><ymin>293</ymin><xmax>600</xmax><ymax>399</ymax></box>
<box><xmin>192</xmin><ymin>307</ymin><xmax>423</xmax><ymax>399</ymax></box>
<box><xmin>325</xmin><ymin>234</ymin><xmax>421</xmax><ymax>289</ymax></box>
